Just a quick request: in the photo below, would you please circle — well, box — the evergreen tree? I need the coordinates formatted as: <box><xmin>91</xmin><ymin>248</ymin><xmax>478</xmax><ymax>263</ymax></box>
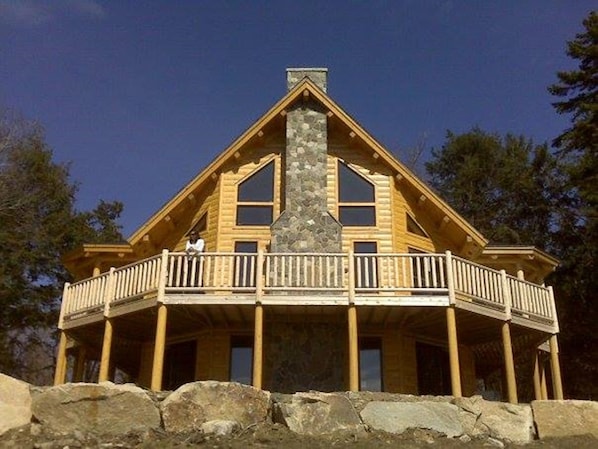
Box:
<box><xmin>426</xmin><ymin>128</ymin><xmax>565</xmax><ymax>249</ymax></box>
<box><xmin>0</xmin><ymin>111</ymin><xmax>124</xmax><ymax>383</ymax></box>
<box><xmin>548</xmin><ymin>10</ymin><xmax>598</xmax><ymax>399</ymax></box>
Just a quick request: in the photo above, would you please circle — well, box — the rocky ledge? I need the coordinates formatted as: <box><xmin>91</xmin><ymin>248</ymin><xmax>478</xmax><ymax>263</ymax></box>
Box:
<box><xmin>1</xmin><ymin>373</ymin><xmax>597</xmax><ymax>448</ymax></box>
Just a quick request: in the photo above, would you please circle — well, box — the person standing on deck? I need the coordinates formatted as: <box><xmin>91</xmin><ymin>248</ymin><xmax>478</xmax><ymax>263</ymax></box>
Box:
<box><xmin>185</xmin><ymin>231</ymin><xmax>205</xmax><ymax>287</ymax></box>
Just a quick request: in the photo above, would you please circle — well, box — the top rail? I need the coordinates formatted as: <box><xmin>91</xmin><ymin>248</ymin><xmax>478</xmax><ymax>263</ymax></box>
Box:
<box><xmin>61</xmin><ymin>251</ymin><xmax>558</xmax><ymax>329</ymax></box>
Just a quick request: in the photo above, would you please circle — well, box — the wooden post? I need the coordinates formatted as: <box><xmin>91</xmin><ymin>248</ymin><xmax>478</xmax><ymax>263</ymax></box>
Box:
<box><xmin>151</xmin><ymin>304</ymin><xmax>168</xmax><ymax>391</ymax></box>
<box><xmin>501</xmin><ymin>321</ymin><xmax>518</xmax><ymax>403</ymax></box>
<box><xmin>549</xmin><ymin>334</ymin><xmax>564</xmax><ymax>399</ymax></box>
<box><xmin>534</xmin><ymin>349</ymin><xmax>544</xmax><ymax>401</ymax></box>
<box><xmin>445</xmin><ymin>251</ymin><xmax>456</xmax><ymax>305</ymax></box>
<box><xmin>252</xmin><ymin>304</ymin><xmax>264</xmax><ymax>389</ymax></box>
<box><xmin>540</xmin><ymin>361</ymin><xmax>549</xmax><ymax>400</ymax></box>
<box><xmin>98</xmin><ymin>318</ymin><xmax>113</xmax><ymax>382</ymax></box>
<box><xmin>53</xmin><ymin>330</ymin><xmax>68</xmax><ymax>385</ymax></box>
<box><xmin>446</xmin><ymin>306</ymin><xmax>462</xmax><ymax>397</ymax></box>
<box><xmin>74</xmin><ymin>346</ymin><xmax>87</xmax><ymax>382</ymax></box>
<box><xmin>348</xmin><ymin>304</ymin><xmax>359</xmax><ymax>391</ymax></box>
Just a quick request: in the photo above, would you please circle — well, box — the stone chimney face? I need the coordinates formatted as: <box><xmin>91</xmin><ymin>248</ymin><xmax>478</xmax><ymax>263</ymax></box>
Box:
<box><xmin>286</xmin><ymin>68</ymin><xmax>328</xmax><ymax>92</ymax></box>
<box><xmin>271</xmin><ymin>68</ymin><xmax>341</xmax><ymax>254</ymax></box>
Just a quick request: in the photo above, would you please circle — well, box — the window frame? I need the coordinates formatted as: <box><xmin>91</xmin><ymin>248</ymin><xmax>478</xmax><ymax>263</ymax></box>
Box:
<box><xmin>337</xmin><ymin>161</ymin><xmax>377</xmax><ymax>227</ymax></box>
<box><xmin>236</xmin><ymin>160</ymin><xmax>276</xmax><ymax>226</ymax></box>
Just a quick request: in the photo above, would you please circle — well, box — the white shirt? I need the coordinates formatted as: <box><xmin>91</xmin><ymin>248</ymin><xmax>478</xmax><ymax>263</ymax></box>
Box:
<box><xmin>185</xmin><ymin>238</ymin><xmax>205</xmax><ymax>254</ymax></box>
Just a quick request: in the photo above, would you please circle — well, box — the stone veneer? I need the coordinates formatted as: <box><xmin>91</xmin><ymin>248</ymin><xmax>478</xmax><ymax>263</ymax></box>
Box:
<box><xmin>271</xmin><ymin>69</ymin><xmax>341</xmax><ymax>254</ymax></box>
<box><xmin>267</xmin><ymin>69</ymin><xmax>344</xmax><ymax>392</ymax></box>
<box><xmin>286</xmin><ymin>67</ymin><xmax>327</xmax><ymax>92</ymax></box>
<box><xmin>264</xmin><ymin>322</ymin><xmax>346</xmax><ymax>393</ymax></box>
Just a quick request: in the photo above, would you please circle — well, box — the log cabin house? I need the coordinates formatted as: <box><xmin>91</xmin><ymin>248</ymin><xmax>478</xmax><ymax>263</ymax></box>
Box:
<box><xmin>54</xmin><ymin>68</ymin><xmax>563</xmax><ymax>402</ymax></box>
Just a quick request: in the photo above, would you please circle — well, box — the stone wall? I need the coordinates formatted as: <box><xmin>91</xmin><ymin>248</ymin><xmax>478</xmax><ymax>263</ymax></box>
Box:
<box><xmin>264</xmin><ymin>322</ymin><xmax>346</xmax><ymax>393</ymax></box>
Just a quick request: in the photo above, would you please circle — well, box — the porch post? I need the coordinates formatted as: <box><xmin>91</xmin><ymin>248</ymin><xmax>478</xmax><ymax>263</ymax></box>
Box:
<box><xmin>446</xmin><ymin>306</ymin><xmax>462</xmax><ymax>397</ymax></box>
<box><xmin>532</xmin><ymin>350</ymin><xmax>542</xmax><ymax>401</ymax></box>
<box><xmin>501</xmin><ymin>322</ymin><xmax>518</xmax><ymax>403</ymax></box>
<box><xmin>98</xmin><ymin>318</ymin><xmax>113</xmax><ymax>382</ymax></box>
<box><xmin>151</xmin><ymin>304</ymin><xmax>168</xmax><ymax>391</ymax></box>
<box><xmin>53</xmin><ymin>330</ymin><xmax>68</xmax><ymax>385</ymax></box>
<box><xmin>348</xmin><ymin>304</ymin><xmax>359</xmax><ymax>391</ymax></box>
<box><xmin>540</xmin><ymin>361</ymin><xmax>549</xmax><ymax>399</ymax></box>
<box><xmin>549</xmin><ymin>334</ymin><xmax>564</xmax><ymax>399</ymax></box>
<box><xmin>252</xmin><ymin>304</ymin><xmax>264</xmax><ymax>389</ymax></box>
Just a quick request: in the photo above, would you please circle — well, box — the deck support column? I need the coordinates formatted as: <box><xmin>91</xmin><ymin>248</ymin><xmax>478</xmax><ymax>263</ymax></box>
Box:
<box><xmin>151</xmin><ymin>304</ymin><xmax>168</xmax><ymax>391</ymax></box>
<box><xmin>53</xmin><ymin>330</ymin><xmax>68</xmax><ymax>385</ymax></box>
<box><xmin>534</xmin><ymin>349</ymin><xmax>544</xmax><ymax>401</ymax></box>
<box><xmin>348</xmin><ymin>305</ymin><xmax>359</xmax><ymax>392</ymax></box>
<box><xmin>74</xmin><ymin>346</ymin><xmax>87</xmax><ymax>382</ymax></box>
<box><xmin>446</xmin><ymin>306</ymin><xmax>462</xmax><ymax>397</ymax></box>
<box><xmin>99</xmin><ymin>318</ymin><xmax>113</xmax><ymax>382</ymax></box>
<box><xmin>549</xmin><ymin>334</ymin><xmax>564</xmax><ymax>399</ymax></box>
<box><xmin>252</xmin><ymin>304</ymin><xmax>264</xmax><ymax>389</ymax></box>
<box><xmin>540</xmin><ymin>361</ymin><xmax>549</xmax><ymax>399</ymax></box>
<box><xmin>501</xmin><ymin>321</ymin><xmax>518</xmax><ymax>403</ymax></box>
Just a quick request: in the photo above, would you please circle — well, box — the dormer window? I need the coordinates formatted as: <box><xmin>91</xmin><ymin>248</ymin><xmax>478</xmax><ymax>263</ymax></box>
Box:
<box><xmin>338</xmin><ymin>161</ymin><xmax>376</xmax><ymax>226</ymax></box>
<box><xmin>236</xmin><ymin>161</ymin><xmax>274</xmax><ymax>226</ymax></box>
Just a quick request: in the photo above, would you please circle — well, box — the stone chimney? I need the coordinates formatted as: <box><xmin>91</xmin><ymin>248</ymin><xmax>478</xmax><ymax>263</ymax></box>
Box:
<box><xmin>271</xmin><ymin>68</ymin><xmax>341</xmax><ymax>253</ymax></box>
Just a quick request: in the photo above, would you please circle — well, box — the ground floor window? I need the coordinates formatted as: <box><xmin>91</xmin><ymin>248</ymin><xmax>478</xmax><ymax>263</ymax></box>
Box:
<box><xmin>360</xmin><ymin>336</ymin><xmax>383</xmax><ymax>391</ymax></box>
<box><xmin>163</xmin><ymin>340</ymin><xmax>197</xmax><ymax>391</ymax></box>
<box><xmin>230</xmin><ymin>335</ymin><xmax>253</xmax><ymax>385</ymax></box>
<box><xmin>416</xmin><ymin>342</ymin><xmax>451</xmax><ymax>395</ymax></box>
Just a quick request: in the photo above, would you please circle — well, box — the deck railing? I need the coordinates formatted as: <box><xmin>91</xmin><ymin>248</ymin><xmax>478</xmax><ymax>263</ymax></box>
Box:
<box><xmin>60</xmin><ymin>250</ymin><xmax>557</xmax><ymax>329</ymax></box>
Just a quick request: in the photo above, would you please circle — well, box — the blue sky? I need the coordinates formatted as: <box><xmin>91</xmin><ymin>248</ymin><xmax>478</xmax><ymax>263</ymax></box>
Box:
<box><xmin>0</xmin><ymin>1</ymin><xmax>593</xmax><ymax>237</ymax></box>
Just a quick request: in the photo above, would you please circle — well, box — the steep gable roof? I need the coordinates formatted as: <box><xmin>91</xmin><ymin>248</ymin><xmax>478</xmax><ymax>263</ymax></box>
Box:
<box><xmin>128</xmin><ymin>77</ymin><xmax>487</xmax><ymax>254</ymax></box>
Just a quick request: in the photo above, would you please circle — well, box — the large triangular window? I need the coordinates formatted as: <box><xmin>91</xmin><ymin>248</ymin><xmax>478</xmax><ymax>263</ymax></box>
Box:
<box><xmin>236</xmin><ymin>161</ymin><xmax>274</xmax><ymax>226</ymax></box>
<box><xmin>338</xmin><ymin>161</ymin><xmax>376</xmax><ymax>226</ymax></box>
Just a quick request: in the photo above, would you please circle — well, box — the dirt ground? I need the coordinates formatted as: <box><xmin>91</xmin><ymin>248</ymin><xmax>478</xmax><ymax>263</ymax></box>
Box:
<box><xmin>2</xmin><ymin>424</ymin><xmax>597</xmax><ymax>449</ymax></box>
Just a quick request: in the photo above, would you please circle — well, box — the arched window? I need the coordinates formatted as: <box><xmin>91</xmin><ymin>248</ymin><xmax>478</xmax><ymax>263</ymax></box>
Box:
<box><xmin>236</xmin><ymin>161</ymin><xmax>274</xmax><ymax>226</ymax></box>
<box><xmin>338</xmin><ymin>161</ymin><xmax>376</xmax><ymax>226</ymax></box>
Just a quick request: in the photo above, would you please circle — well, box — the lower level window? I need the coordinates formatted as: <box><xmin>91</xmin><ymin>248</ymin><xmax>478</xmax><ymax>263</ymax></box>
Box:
<box><xmin>360</xmin><ymin>337</ymin><xmax>383</xmax><ymax>391</ymax></box>
<box><xmin>230</xmin><ymin>335</ymin><xmax>253</xmax><ymax>385</ymax></box>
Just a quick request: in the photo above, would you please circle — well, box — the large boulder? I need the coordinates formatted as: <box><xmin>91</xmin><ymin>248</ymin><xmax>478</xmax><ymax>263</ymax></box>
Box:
<box><xmin>31</xmin><ymin>382</ymin><xmax>160</xmax><ymax>436</ymax></box>
<box><xmin>273</xmin><ymin>392</ymin><xmax>365</xmax><ymax>436</ymax></box>
<box><xmin>161</xmin><ymin>381</ymin><xmax>271</xmax><ymax>433</ymax></box>
<box><xmin>453</xmin><ymin>396</ymin><xmax>534</xmax><ymax>444</ymax></box>
<box><xmin>0</xmin><ymin>373</ymin><xmax>32</xmax><ymax>435</ymax></box>
<box><xmin>532</xmin><ymin>400</ymin><xmax>598</xmax><ymax>439</ymax></box>
<box><xmin>360</xmin><ymin>401</ymin><xmax>463</xmax><ymax>438</ymax></box>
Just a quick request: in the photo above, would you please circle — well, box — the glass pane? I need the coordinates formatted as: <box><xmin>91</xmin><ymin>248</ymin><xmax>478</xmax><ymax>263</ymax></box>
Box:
<box><xmin>163</xmin><ymin>340</ymin><xmax>197</xmax><ymax>391</ymax></box>
<box><xmin>236</xmin><ymin>206</ymin><xmax>272</xmax><ymax>225</ymax></box>
<box><xmin>354</xmin><ymin>242</ymin><xmax>378</xmax><ymax>288</ymax></box>
<box><xmin>230</xmin><ymin>336</ymin><xmax>253</xmax><ymax>385</ymax></box>
<box><xmin>340</xmin><ymin>206</ymin><xmax>376</xmax><ymax>226</ymax></box>
<box><xmin>339</xmin><ymin>162</ymin><xmax>374</xmax><ymax>202</ymax></box>
<box><xmin>238</xmin><ymin>162</ymin><xmax>274</xmax><ymax>202</ymax></box>
<box><xmin>360</xmin><ymin>338</ymin><xmax>382</xmax><ymax>391</ymax></box>
<box><xmin>234</xmin><ymin>242</ymin><xmax>258</xmax><ymax>288</ymax></box>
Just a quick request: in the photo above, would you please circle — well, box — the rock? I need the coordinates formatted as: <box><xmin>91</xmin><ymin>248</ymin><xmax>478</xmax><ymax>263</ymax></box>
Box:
<box><xmin>0</xmin><ymin>373</ymin><xmax>32</xmax><ymax>436</ymax></box>
<box><xmin>485</xmin><ymin>437</ymin><xmax>505</xmax><ymax>448</ymax></box>
<box><xmin>200</xmin><ymin>420</ymin><xmax>240</xmax><ymax>436</ymax></box>
<box><xmin>454</xmin><ymin>397</ymin><xmax>534</xmax><ymax>444</ymax></box>
<box><xmin>161</xmin><ymin>381</ymin><xmax>271</xmax><ymax>433</ymax></box>
<box><xmin>360</xmin><ymin>401</ymin><xmax>463</xmax><ymax>438</ymax></box>
<box><xmin>273</xmin><ymin>392</ymin><xmax>365</xmax><ymax>436</ymax></box>
<box><xmin>31</xmin><ymin>382</ymin><xmax>160</xmax><ymax>436</ymax></box>
<box><xmin>532</xmin><ymin>400</ymin><xmax>598</xmax><ymax>439</ymax></box>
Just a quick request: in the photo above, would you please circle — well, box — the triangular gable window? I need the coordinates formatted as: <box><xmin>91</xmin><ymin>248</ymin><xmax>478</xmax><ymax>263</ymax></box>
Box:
<box><xmin>338</xmin><ymin>161</ymin><xmax>376</xmax><ymax>226</ymax></box>
<box><xmin>236</xmin><ymin>161</ymin><xmax>274</xmax><ymax>226</ymax></box>
<box><xmin>406</xmin><ymin>213</ymin><xmax>429</xmax><ymax>238</ymax></box>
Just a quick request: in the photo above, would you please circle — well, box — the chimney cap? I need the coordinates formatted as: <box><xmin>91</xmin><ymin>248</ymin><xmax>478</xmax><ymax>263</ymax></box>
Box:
<box><xmin>286</xmin><ymin>68</ymin><xmax>328</xmax><ymax>93</ymax></box>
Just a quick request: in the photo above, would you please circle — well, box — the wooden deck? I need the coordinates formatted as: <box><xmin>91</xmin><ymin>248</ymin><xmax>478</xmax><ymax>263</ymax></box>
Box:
<box><xmin>59</xmin><ymin>250</ymin><xmax>558</xmax><ymax>334</ymax></box>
